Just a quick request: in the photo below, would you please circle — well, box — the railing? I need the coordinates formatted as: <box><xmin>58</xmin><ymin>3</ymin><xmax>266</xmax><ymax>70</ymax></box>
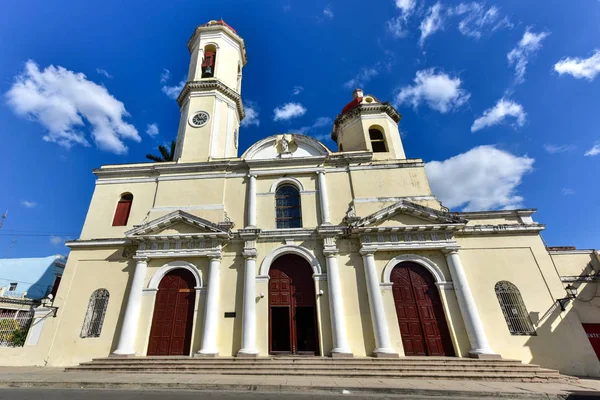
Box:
<box><xmin>0</xmin><ymin>310</ymin><xmax>34</xmax><ymax>347</ymax></box>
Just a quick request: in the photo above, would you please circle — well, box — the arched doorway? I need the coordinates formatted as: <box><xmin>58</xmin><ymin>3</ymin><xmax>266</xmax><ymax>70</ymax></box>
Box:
<box><xmin>391</xmin><ymin>262</ymin><xmax>454</xmax><ymax>356</ymax></box>
<box><xmin>147</xmin><ymin>269</ymin><xmax>196</xmax><ymax>356</ymax></box>
<box><xmin>269</xmin><ymin>254</ymin><xmax>319</xmax><ymax>355</ymax></box>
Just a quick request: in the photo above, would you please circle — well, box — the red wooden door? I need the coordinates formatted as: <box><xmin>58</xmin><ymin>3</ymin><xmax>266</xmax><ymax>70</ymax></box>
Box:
<box><xmin>269</xmin><ymin>255</ymin><xmax>319</xmax><ymax>355</ymax></box>
<box><xmin>582</xmin><ymin>324</ymin><xmax>600</xmax><ymax>359</ymax></box>
<box><xmin>147</xmin><ymin>269</ymin><xmax>196</xmax><ymax>356</ymax></box>
<box><xmin>391</xmin><ymin>263</ymin><xmax>454</xmax><ymax>356</ymax></box>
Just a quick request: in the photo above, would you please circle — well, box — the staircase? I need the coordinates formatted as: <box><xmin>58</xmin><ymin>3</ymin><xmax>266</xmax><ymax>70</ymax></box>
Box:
<box><xmin>66</xmin><ymin>356</ymin><xmax>575</xmax><ymax>383</ymax></box>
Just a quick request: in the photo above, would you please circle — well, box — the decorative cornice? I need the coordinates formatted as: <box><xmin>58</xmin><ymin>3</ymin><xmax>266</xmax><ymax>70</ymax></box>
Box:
<box><xmin>66</xmin><ymin>238</ymin><xmax>130</xmax><ymax>248</ymax></box>
<box><xmin>177</xmin><ymin>79</ymin><xmax>244</xmax><ymax>119</ymax></box>
<box><xmin>332</xmin><ymin>102</ymin><xmax>402</xmax><ymax>142</ymax></box>
<box><xmin>125</xmin><ymin>210</ymin><xmax>231</xmax><ymax>238</ymax></box>
<box><xmin>453</xmin><ymin>209</ymin><xmax>537</xmax><ymax>219</ymax></box>
<box><xmin>351</xmin><ymin>200</ymin><xmax>466</xmax><ymax>230</ymax></box>
<box><xmin>458</xmin><ymin>223</ymin><xmax>545</xmax><ymax>235</ymax></box>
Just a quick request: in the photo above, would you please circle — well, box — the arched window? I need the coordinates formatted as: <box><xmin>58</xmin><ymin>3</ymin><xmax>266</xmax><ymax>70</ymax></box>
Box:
<box><xmin>275</xmin><ymin>185</ymin><xmax>302</xmax><ymax>229</ymax></box>
<box><xmin>369</xmin><ymin>127</ymin><xmax>387</xmax><ymax>153</ymax></box>
<box><xmin>202</xmin><ymin>44</ymin><xmax>217</xmax><ymax>78</ymax></box>
<box><xmin>236</xmin><ymin>63</ymin><xmax>242</xmax><ymax>92</ymax></box>
<box><xmin>495</xmin><ymin>281</ymin><xmax>536</xmax><ymax>336</ymax></box>
<box><xmin>112</xmin><ymin>193</ymin><xmax>133</xmax><ymax>226</ymax></box>
<box><xmin>81</xmin><ymin>289</ymin><xmax>109</xmax><ymax>338</ymax></box>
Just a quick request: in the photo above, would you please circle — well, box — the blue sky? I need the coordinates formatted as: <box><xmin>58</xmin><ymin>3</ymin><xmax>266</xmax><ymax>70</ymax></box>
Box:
<box><xmin>0</xmin><ymin>0</ymin><xmax>599</xmax><ymax>258</ymax></box>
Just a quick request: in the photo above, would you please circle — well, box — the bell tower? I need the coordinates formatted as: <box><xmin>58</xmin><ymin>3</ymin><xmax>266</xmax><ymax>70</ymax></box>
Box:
<box><xmin>174</xmin><ymin>20</ymin><xmax>247</xmax><ymax>162</ymax></box>
<box><xmin>331</xmin><ymin>89</ymin><xmax>406</xmax><ymax>160</ymax></box>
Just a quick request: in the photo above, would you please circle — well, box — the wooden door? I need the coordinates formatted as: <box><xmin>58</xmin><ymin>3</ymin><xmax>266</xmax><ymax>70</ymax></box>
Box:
<box><xmin>147</xmin><ymin>269</ymin><xmax>196</xmax><ymax>356</ymax></box>
<box><xmin>269</xmin><ymin>254</ymin><xmax>319</xmax><ymax>355</ymax></box>
<box><xmin>391</xmin><ymin>263</ymin><xmax>454</xmax><ymax>357</ymax></box>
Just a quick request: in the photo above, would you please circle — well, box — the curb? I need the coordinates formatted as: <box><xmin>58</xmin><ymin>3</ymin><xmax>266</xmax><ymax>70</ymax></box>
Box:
<box><xmin>0</xmin><ymin>381</ymin><xmax>568</xmax><ymax>399</ymax></box>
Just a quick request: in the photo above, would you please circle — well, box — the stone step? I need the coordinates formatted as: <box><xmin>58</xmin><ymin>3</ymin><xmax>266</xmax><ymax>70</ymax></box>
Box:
<box><xmin>90</xmin><ymin>356</ymin><xmax>524</xmax><ymax>363</ymax></box>
<box><xmin>74</xmin><ymin>362</ymin><xmax>547</xmax><ymax>373</ymax></box>
<box><xmin>63</xmin><ymin>367</ymin><xmax>568</xmax><ymax>382</ymax></box>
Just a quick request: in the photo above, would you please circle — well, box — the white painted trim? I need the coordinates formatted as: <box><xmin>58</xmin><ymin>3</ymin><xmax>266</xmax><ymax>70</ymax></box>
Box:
<box><xmin>224</xmin><ymin>105</ymin><xmax>235</xmax><ymax>157</ymax></box>
<box><xmin>188</xmin><ymin>91</ymin><xmax>236</xmax><ymax>109</ymax></box>
<box><xmin>259</xmin><ymin>245</ymin><xmax>323</xmax><ymax>276</ymax></box>
<box><xmin>382</xmin><ymin>254</ymin><xmax>448</xmax><ymax>284</ymax></box>
<box><xmin>150</xmin><ymin>204</ymin><xmax>224</xmax><ymax>212</ymax></box>
<box><xmin>550</xmin><ymin>250</ymin><xmax>595</xmax><ymax>255</ymax></box>
<box><xmin>148</xmin><ymin>260</ymin><xmax>203</xmax><ymax>289</ymax></box>
<box><xmin>269</xmin><ymin>177</ymin><xmax>305</xmax><ymax>192</ymax></box>
<box><xmin>66</xmin><ymin>239</ymin><xmax>129</xmax><ymax>248</ymax></box>
<box><xmin>354</xmin><ymin>196</ymin><xmax>436</xmax><ymax>203</ymax></box>
<box><xmin>209</xmin><ymin>98</ymin><xmax>222</xmax><ymax>158</ymax></box>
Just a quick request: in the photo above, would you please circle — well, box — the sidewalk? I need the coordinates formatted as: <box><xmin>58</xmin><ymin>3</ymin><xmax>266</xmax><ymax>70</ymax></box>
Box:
<box><xmin>1</xmin><ymin>367</ymin><xmax>600</xmax><ymax>399</ymax></box>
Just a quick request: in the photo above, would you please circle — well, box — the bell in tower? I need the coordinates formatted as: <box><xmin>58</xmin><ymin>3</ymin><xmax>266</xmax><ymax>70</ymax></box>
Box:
<box><xmin>201</xmin><ymin>49</ymin><xmax>216</xmax><ymax>78</ymax></box>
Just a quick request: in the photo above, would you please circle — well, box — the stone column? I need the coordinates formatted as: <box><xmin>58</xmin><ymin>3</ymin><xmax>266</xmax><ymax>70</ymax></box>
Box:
<box><xmin>444</xmin><ymin>249</ymin><xmax>498</xmax><ymax>358</ymax></box>
<box><xmin>325</xmin><ymin>250</ymin><xmax>352</xmax><ymax>357</ymax></box>
<box><xmin>198</xmin><ymin>256</ymin><xmax>221</xmax><ymax>356</ymax></box>
<box><xmin>246</xmin><ymin>174</ymin><xmax>257</xmax><ymax>228</ymax></box>
<box><xmin>112</xmin><ymin>256</ymin><xmax>148</xmax><ymax>356</ymax></box>
<box><xmin>238</xmin><ymin>249</ymin><xmax>258</xmax><ymax>357</ymax></box>
<box><xmin>361</xmin><ymin>251</ymin><xmax>398</xmax><ymax>357</ymax></box>
<box><xmin>317</xmin><ymin>171</ymin><xmax>331</xmax><ymax>225</ymax></box>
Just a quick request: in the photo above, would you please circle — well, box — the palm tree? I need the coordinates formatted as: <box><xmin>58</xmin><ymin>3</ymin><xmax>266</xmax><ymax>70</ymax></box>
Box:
<box><xmin>146</xmin><ymin>140</ymin><xmax>176</xmax><ymax>162</ymax></box>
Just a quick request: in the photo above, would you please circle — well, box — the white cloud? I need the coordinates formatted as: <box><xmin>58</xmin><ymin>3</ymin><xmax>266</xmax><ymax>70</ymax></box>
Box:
<box><xmin>419</xmin><ymin>2</ymin><xmax>444</xmax><ymax>46</ymax></box>
<box><xmin>292</xmin><ymin>86</ymin><xmax>304</xmax><ymax>95</ymax></box>
<box><xmin>21</xmin><ymin>200</ymin><xmax>36</xmax><ymax>208</ymax></box>
<box><xmin>387</xmin><ymin>0</ymin><xmax>416</xmax><ymax>38</ymax></box>
<box><xmin>146</xmin><ymin>123</ymin><xmax>159</xmax><ymax>137</ymax></box>
<box><xmin>296</xmin><ymin>117</ymin><xmax>332</xmax><ymax>135</ymax></box>
<box><xmin>273</xmin><ymin>102</ymin><xmax>307</xmax><ymax>121</ymax></box>
<box><xmin>425</xmin><ymin>145</ymin><xmax>534</xmax><ymax>211</ymax></box>
<box><xmin>507</xmin><ymin>28</ymin><xmax>550</xmax><ymax>84</ymax></box>
<box><xmin>49</xmin><ymin>236</ymin><xmax>65</xmax><ymax>246</ymax></box>
<box><xmin>543</xmin><ymin>144</ymin><xmax>576</xmax><ymax>154</ymax></box>
<box><xmin>561</xmin><ymin>188</ymin><xmax>575</xmax><ymax>196</ymax></box>
<box><xmin>585</xmin><ymin>143</ymin><xmax>600</xmax><ymax>156</ymax></box>
<box><xmin>160</xmin><ymin>68</ymin><xmax>185</xmax><ymax>100</ymax></box>
<box><xmin>471</xmin><ymin>97</ymin><xmax>526</xmax><ymax>132</ymax></box>
<box><xmin>96</xmin><ymin>68</ymin><xmax>113</xmax><ymax>79</ymax></box>
<box><xmin>554</xmin><ymin>49</ymin><xmax>600</xmax><ymax>81</ymax></box>
<box><xmin>241</xmin><ymin>101</ymin><xmax>260</xmax><ymax>127</ymax></box>
<box><xmin>343</xmin><ymin>68</ymin><xmax>379</xmax><ymax>89</ymax></box>
<box><xmin>323</xmin><ymin>6</ymin><xmax>334</xmax><ymax>19</ymax></box>
<box><xmin>449</xmin><ymin>3</ymin><xmax>513</xmax><ymax>39</ymax></box>
<box><xmin>394</xmin><ymin>69</ymin><xmax>470</xmax><ymax>113</ymax></box>
<box><xmin>5</xmin><ymin>60</ymin><xmax>140</xmax><ymax>154</ymax></box>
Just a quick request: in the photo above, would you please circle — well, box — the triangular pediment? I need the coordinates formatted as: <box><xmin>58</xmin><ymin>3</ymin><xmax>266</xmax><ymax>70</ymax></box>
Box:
<box><xmin>125</xmin><ymin>210</ymin><xmax>231</xmax><ymax>238</ymax></box>
<box><xmin>351</xmin><ymin>200</ymin><xmax>466</xmax><ymax>229</ymax></box>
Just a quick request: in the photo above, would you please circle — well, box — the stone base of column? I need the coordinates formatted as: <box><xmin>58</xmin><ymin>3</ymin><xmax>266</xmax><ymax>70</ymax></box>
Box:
<box><xmin>373</xmin><ymin>350</ymin><xmax>399</xmax><ymax>358</ymax></box>
<box><xmin>109</xmin><ymin>353</ymin><xmax>137</xmax><ymax>358</ymax></box>
<box><xmin>236</xmin><ymin>350</ymin><xmax>259</xmax><ymax>358</ymax></box>
<box><xmin>468</xmin><ymin>352</ymin><xmax>502</xmax><ymax>360</ymax></box>
<box><xmin>194</xmin><ymin>352</ymin><xmax>219</xmax><ymax>358</ymax></box>
<box><xmin>331</xmin><ymin>350</ymin><xmax>354</xmax><ymax>358</ymax></box>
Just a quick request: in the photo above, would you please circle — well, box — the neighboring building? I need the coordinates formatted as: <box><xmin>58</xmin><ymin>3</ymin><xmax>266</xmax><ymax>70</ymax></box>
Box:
<box><xmin>0</xmin><ymin>255</ymin><xmax>65</xmax><ymax>347</ymax></box>
<box><xmin>549</xmin><ymin>248</ymin><xmax>600</xmax><ymax>360</ymax></box>
<box><xmin>0</xmin><ymin>255</ymin><xmax>66</xmax><ymax>301</ymax></box>
<box><xmin>2</xmin><ymin>20</ymin><xmax>600</xmax><ymax>377</ymax></box>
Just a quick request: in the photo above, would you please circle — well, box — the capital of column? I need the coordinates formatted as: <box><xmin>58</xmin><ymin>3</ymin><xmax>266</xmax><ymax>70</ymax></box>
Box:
<box><xmin>323</xmin><ymin>248</ymin><xmax>339</xmax><ymax>257</ymax></box>
<box><xmin>243</xmin><ymin>248</ymin><xmax>257</xmax><ymax>259</ymax></box>
<box><xmin>208</xmin><ymin>254</ymin><xmax>222</xmax><ymax>261</ymax></box>
<box><xmin>359</xmin><ymin>248</ymin><xmax>376</xmax><ymax>256</ymax></box>
<box><xmin>442</xmin><ymin>247</ymin><xmax>460</xmax><ymax>255</ymax></box>
<box><xmin>247</xmin><ymin>173</ymin><xmax>257</xmax><ymax>179</ymax></box>
<box><xmin>316</xmin><ymin>170</ymin><xmax>326</xmax><ymax>176</ymax></box>
<box><xmin>133</xmin><ymin>255</ymin><xmax>148</xmax><ymax>262</ymax></box>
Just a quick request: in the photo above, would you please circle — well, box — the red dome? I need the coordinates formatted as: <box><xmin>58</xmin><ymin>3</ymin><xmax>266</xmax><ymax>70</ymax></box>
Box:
<box><xmin>203</xmin><ymin>19</ymin><xmax>237</xmax><ymax>34</ymax></box>
<box><xmin>341</xmin><ymin>96</ymin><xmax>362</xmax><ymax>115</ymax></box>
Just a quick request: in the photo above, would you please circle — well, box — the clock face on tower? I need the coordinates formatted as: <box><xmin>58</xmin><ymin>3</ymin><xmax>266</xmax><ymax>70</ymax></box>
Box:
<box><xmin>189</xmin><ymin>111</ymin><xmax>210</xmax><ymax>127</ymax></box>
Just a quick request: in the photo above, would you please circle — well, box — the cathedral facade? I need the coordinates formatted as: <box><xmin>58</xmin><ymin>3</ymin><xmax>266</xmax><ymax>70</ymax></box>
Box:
<box><xmin>6</xmin><ymin>20</ymin><xmax>600</xmax><ymax>377</ymax></box>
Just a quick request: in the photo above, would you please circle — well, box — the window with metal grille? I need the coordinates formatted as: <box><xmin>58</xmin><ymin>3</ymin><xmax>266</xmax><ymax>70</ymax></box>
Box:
<box><xmin>369</xmin><ymin>127</ymin><xmax>387</xmax><ymax>153</ymax></box>
<box><xmin>275</xmin><ymin>185</ymin><xmax>302</xmax><ymax>229</ymax></box>
<box><xmin>495</xmin><ymin>281</ymin><xmax>536</xmax><ymax>336</ymax></box>
<box><xmin>81</xmin><ymin>289</ymin><xmax>110</xmax><ymax>338</ymax></box>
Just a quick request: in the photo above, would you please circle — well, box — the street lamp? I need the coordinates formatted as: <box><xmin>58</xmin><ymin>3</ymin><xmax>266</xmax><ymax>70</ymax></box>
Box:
<box><xmin>558</xmin><ymin>284</ymin><xmax>578</xmax><ymax>311</ymax></box>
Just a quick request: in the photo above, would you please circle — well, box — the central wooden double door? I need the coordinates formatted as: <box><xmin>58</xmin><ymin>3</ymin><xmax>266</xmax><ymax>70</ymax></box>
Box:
<box><xmin>147</xmin><ymin>269</ymin><xmax>196</xmax><ymax>356</ymax></box>
<box><xmin>391</xmin><ymin>262</ymin><xmax>455</xmax><ymax>356</ymax></box>
<box><xmin>269</xmin><ymin>254</ymin><xmax>319</xmax><ymax>355</ymax></box>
